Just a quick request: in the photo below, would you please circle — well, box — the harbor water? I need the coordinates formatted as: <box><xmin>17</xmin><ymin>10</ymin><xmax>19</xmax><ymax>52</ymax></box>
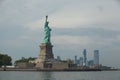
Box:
<box><xmin>0</xmin><ymin>71</ymin><xmax>120</xmax><ymax>80</ymax></box>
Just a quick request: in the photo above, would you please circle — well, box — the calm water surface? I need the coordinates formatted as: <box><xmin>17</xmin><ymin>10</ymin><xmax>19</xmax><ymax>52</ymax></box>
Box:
<box><xmin>0</xmin><ymin>71</ymin><xmax>120</xmax><ymax>80</ymax></box>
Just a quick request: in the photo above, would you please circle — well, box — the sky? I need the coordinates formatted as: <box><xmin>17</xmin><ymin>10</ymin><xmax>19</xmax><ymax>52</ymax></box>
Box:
<box><xmin>0</xmin><ymin>0</ymin><xmax>120</xmax><ymax>68</ymax></box>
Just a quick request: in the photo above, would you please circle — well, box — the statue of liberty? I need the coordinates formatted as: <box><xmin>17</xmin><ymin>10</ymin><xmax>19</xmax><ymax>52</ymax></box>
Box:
<box><xmin>42</xmin><ymin>16</ymin><xmax>51</xmax><ymax>43</ymax></box>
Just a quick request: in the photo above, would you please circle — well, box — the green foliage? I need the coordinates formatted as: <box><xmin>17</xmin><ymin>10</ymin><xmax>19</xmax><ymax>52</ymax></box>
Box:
<box><xmin>15</xmin><ymin>57</ymin><xmax>36</xmax><ymax>65</ymax></box>
<box><xmin>0</xmin><ymin>53</ymin><xmax>12</xmax><ymax>67</ymax></box>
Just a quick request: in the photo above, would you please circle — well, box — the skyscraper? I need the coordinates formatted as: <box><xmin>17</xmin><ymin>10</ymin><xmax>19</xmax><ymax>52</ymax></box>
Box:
<box><xmin>74</xmin><ymin>55</ymin><xmax>77</xmax><ymax>64</ymax></box>
<box><xmin>94</xmin><ymin>50</ymin><xmax>99</xmax><ymax>65</ymax></box>
<box><xmin>88</xmin><ymin>60</ymin><xmax>94</xmax><ymax>66</ymax></box>
<box><xmin>57</xmin><ymin>56</ymin><xmax>61</xmax><ymax>61</ymax></box>
<box><xmin>83</xmin><ymin>49</ymin><xmax>87</xmax><ymax>66</ymax></box>
<box><xmin>79</xmin><ymin>57</ymin><xmax>83</xmax><ymax>66</ymax></box>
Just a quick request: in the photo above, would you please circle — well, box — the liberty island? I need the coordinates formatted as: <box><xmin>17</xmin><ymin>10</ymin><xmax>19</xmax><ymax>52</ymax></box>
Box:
<box><xmin>1</xmin><ymin>16</ymin><xmax>117</xmax><ymax>71</ymax></box>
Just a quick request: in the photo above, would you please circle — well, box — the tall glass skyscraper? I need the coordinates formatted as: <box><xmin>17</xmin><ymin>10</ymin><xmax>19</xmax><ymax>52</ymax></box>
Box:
<box><xmin>79</xmin><ymin>57</ymin><xmax>83</xmax><ymax>66</ymax></box>
<box><xmin>74</xmin><ymin>55</ymin><xmax>77</xmax><ymax>64</ymax></box>
<box><xmin>83</xmin><ymin>49</ymin><xmax>87</xmax><ymax>66</ymax></box>
<box><xmin>94</xmin><ymin>50</ymin><xmax>99</xmax><ymax>65</ymax></box>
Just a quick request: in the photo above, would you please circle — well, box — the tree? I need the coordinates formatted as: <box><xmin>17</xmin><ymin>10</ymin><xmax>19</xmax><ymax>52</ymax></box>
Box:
<box><xmin>15</xmin><ymin>57</ymin><xmax>36</xmax><ymax>65</ymax></box>
<box><xmin>0</xmin><ymin>53</ymin><xmax>12</xmax><ymax>67</ymax></box>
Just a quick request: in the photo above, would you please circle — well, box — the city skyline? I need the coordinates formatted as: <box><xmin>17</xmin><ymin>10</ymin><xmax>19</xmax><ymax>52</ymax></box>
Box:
<box><xmin>74</xmin><ymin>49</ymin><xmax>99</xmax><ymax>67</ymax></box>
<box><xmin>0</xmin><ymin>0</ymin><xmax>120</xmax><ymax>68</ymax></box>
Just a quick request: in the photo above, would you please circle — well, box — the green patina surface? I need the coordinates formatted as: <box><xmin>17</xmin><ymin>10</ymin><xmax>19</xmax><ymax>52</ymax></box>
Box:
<box><xmin>42</xmin><ymin>16</ymin><xmax>51</xmax><ymax>43</ymax></box>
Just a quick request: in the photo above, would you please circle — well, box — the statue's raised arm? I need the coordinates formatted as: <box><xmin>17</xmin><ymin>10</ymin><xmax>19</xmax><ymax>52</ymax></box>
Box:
<box><xmin>44</xmin><ymin>15</ymin><xmax>49</xmax><ymax>27</ymax></box>
<box><xmin>46</xmin><ymin>15</ymin><xmax>48</xmax><ymax>22</ymax></box>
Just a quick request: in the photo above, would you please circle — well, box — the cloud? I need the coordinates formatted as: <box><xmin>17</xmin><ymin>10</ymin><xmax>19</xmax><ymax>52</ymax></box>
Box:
<box><xmin>52</xmin><ymin>27</ymin><xmax>120</xmax><ymax>39</ymax></box>
<box><xmin>26</xmin><ymin>0</ymin><xmax>120</xmax><ymax>31</ymax></box>
<box><xmin>117</xmin><ymin>0</ymin><xmax>120</xmax><ymax>3</ymax></box>
<box><xmin>0</xmin><ymin>0</ymin><xmax>73</xmax><ymax>28</ymax></box>
<box><xmin>52</xmin><ymin>35</ymin><xmax>92</xmax><ymax>45</ymax></box>
<box><xmin>52</xmin><ymin>35</ymin><xmax>115</xmax><ymax>47</ymax></box>
<box><xmin>0</xmin><ymin>0</ymin><xmax>120</xmax><ymax>67</ymax></box>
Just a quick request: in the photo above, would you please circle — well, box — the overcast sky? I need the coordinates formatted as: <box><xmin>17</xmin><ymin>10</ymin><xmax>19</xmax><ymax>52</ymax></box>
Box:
<box><xmin>0</xmin><ymin>0</ymin><xmax>120</xmax><ymax>68</ymax></box>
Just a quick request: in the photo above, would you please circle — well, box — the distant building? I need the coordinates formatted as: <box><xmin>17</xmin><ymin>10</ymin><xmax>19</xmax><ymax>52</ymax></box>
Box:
<box><xmin>94</xmin><ymin>50</ymin><xmax>99</xmax><ymax>65</ymax></box>
<box><xmin>76</xmin><ymin>60</ymin><xmax>80</xmax><ymax>66</ymax></box>
<box><xmin>83</xmin><ymin>49</ymin><xmax>87</xmax><ymax>66</ymax></box>
<box><xmin>57</xmin><ymin>56</ymin><xmax>61</xmax><ymax>61</ymax></box>
<box><xmin>88</xmin><ymin>60</ymin><xmax>94</xmax><ymax>66</ymax></box>
<box><xmin>74</xmin><ymin>55</ymin><xmax>77</xmax><ymax>64</ymax></box>
<box><xmin>79</xmin><ymin>57</ymin><xmax>83</xmax><ymax>66</ymax></box>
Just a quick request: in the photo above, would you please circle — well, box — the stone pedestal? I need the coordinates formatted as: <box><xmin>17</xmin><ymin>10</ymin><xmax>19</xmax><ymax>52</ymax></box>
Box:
<box><xmin>39</xmin><ymin>43</ymin><xmax>54</xmax><ymax>61</ymax></box>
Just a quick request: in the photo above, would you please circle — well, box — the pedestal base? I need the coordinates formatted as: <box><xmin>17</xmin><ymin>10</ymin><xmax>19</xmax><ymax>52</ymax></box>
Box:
<box><xmin>39</xmin><ymin>43</ymin><xmax>54</xmax><ymax>61</ymax></box>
